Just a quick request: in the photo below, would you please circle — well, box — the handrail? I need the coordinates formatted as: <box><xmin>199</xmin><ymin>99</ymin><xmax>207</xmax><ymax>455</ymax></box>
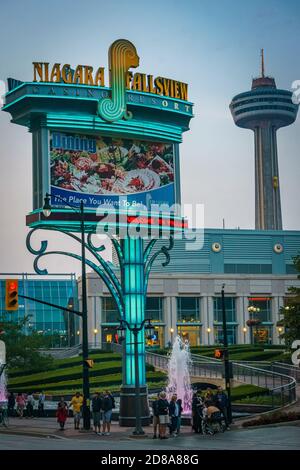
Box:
<box><xmin>145</xmin><ymin>350</ymin><xmax>297</xmax><ymax>409</ymax></box>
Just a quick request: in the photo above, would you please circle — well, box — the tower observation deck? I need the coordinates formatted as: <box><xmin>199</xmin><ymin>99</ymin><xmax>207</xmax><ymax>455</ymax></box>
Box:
<box><xmin>230</xmin><ymin>50</ymin><xmax>298</xmax><ymax>230</ymax></box>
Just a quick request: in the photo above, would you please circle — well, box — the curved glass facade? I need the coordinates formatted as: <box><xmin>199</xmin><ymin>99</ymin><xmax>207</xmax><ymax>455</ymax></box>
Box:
<box><xmin>0</xmin><ymin>274</ymin><xmax>79</xmax><ymax>347</ymax></box>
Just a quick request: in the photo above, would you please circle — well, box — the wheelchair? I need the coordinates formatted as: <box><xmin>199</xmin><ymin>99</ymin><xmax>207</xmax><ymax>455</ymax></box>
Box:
<box><xmin>201</xmin><ymin>411</ymin><xmax>226</xmax><ymax>435</ymax></box>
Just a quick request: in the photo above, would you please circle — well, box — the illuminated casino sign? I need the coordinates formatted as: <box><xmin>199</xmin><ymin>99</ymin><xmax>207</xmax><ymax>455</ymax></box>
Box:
<box><xmin>3</xmin><ymin>39</ymin><xmax>193</xmax><ymax>214</ymax></box>
<box><xmin>32</xmin><ymin>65</ymin><xmax>188</xmax><ymax>101</ymax></box>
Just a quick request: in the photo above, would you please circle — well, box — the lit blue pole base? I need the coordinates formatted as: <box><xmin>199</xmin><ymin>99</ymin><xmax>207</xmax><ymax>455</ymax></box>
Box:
<box><xmin>26</xmin><ymin>225</ymin><xmax>173</xmax><ymax>427</ymax></box>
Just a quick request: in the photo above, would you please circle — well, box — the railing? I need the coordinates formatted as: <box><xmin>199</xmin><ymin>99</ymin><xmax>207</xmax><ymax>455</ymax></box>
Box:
<box><xmin>146</xmin><ymin>351</ymin><xmax>297</xmax><ymax>409</ymax></box>
<box><xmin>271</xmin><ymin>362</ymin><xmax>300</xmax><ymax>383</ymax></box>
<box><xmin>39</xmin><ymin>344</ymin><xmax>82</xmax><ymax>359</ymax></box>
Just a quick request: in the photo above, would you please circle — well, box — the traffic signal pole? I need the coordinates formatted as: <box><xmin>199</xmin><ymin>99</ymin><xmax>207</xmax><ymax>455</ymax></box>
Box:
<box><xmin>221</xmin><ymin>284</ymin><xmax>232</xmax><ymax>424</ymax></box>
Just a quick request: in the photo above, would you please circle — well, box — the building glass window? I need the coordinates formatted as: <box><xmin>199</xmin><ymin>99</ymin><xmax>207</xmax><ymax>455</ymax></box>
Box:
<box><xmin>145</xmin><ymin>297</ymin><xmax>163</xmax><ymax>322</ymax></box>
<box><xmin>214</xmin><ymin>325</ymin><xmax>237</xmax><ymax>345</ymax></box>
<box><xmin>248</xmin><ymin>297</ymin><xmax>272</xmax><ymax>322</ymax></box>
<box><xmin>177</xmin><ymin>325</ymin><xmax>201</xmax><ymax>347</ymax></box>
<box><xmin>177</xmin><ymin>297</ymin><xmax>200</xmax><ymax>323</ymax></box>
<box><xmin>102</xmin><ymin>297</ymin><xmax>120</xmax><ymax>323</ymax></box>
<box><xmin>213</xmin><ymin>297</ymin><xmax>236</xmax><ymax>323</ymax></box>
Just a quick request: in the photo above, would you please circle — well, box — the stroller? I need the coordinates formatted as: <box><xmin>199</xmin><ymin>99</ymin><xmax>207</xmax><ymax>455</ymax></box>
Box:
<box><xmin>202</xmin><ymin>410</ymin><xmax>226</xmax><ymax>435</ymax></box>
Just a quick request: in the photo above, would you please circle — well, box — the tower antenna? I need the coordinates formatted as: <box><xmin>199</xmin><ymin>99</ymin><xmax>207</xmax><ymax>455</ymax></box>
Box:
<box><xmin>261</xmin><ymin>48</ymin><xmax>265</xmax><ymax>78</ymax></box>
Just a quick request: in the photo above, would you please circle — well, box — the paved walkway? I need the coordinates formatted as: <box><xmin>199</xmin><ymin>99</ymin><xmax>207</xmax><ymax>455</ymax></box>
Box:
<box><xmin>0</xmin><ymin>417</ymin><xmax>193</xmax><ymax>440</ymax></box>
<box><xmin>1</xmin><ymin>425</ymin><xmax>300</xmax><ymax>450</ymax></box>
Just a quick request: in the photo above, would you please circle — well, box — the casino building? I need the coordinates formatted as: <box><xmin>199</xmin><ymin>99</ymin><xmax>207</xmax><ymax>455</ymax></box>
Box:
<box><xmin>82</xmin><ymin>228</ymin><xmax>300</xmax><ymax>349</ymax></box>
<box><xmin>0</xmin><ymin>274</ymin><xmax>79</xmax><ymax>347</ymax></box>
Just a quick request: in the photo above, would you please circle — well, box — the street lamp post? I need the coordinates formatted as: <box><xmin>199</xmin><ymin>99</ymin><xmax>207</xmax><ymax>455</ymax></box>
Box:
<box><xmin>43</xmin><ymin>193</ymin><xmax>91</xmax><ymax>430</ymax></box>
<box><xmin>170</xmin><ymin>327</ymin><xmax>174</xmax><ymax>346</ymax></box>
<box><xmin>117</xmin><ymin>318</ymin><xmax>154</xmax><ymax>436</ymax></box>
<box><xmin>207</xmin><ymin>327</ymin><xmax>211</xmax><ymax>346</ymax></box>
<box><xmin>247</xmin><ymin>306</ymin><xmax>261</xmax><ymax>344</ymax></box>
<box><xmin>277</xmin><ymin>326</ymin><xmax>283</xmax><ymax>344</ymax></box>
<box><xmin>242</xmin><ymin>326</ymin><xmax>247</xmax><ymax>344</ymax></box>
<box><xmin>221</xmin><ymin>284</ymin><xmax>232</xmax><ymax>424</ymax></box>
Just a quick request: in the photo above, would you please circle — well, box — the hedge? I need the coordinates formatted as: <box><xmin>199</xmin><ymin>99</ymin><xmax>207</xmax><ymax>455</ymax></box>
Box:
<box><xmin>243</xmin><ymin>410</ymin><xmax>300</xmax><ymax>427</ymax></box>
<box><xmin>9</xmin><ymin>352</ymin><xmax>122</xmax><ymax>378</ymax></box>
<box><xmin>9</xmin><ymin>361</ymin><xmax>122</xmax><ymax>385</ymax></box>
<box><xmin>228</xmin><ymin>351</ymin><xmax>285</xmax><ymax>361</ymax></box>
<box><xmin>230</xmin><ymin>384</ymin><xmax>268</xmax><ymax>401</ymax></box>
<box><xmin>10</xmin><ymin>371</ymin><xmax>167</xmax><ymax>393</ymax></box>
<box><xmin>9</xmin><ymin>362</ymin><xmax>155</xmax><ymax>388</ymax></box>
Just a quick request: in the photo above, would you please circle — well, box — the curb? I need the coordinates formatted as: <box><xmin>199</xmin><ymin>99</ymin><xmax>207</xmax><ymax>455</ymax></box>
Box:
<box><xmin>0</xmin><ymin>429</ymin><xmax>63</xmax><ymax>439</ymax></box>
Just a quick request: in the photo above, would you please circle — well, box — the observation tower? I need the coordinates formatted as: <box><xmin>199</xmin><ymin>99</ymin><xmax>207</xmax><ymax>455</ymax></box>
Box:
<box><xmin>230</xmin><ymin>50</ymin><xmax>298</xmax><ymax>230</ymax></box>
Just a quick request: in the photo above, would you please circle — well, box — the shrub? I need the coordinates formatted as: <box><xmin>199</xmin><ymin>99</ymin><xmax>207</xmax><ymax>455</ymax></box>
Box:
<box><xmin>242</xmin><ymin>410</ymin><xmax>300</xmax><ymax>427</ymax></box>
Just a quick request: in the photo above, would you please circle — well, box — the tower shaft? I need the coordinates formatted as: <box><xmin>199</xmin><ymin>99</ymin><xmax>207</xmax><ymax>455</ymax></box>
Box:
<box><xmin>254</xmin><ymin>124</ymin><xmax>282</xmax><ymax>230</ymax></box>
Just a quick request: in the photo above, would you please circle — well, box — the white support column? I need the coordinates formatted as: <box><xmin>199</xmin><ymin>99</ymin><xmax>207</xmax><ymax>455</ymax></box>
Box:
<box><xmin>98</xmin><ymin>296</ymin><xmax>103</xmax><ymax>348</ymax></box>
<box><xmin>170</xmin><ymin>296</ymin><xmax>177</xmax><ymax>345</ymax></box>
<box><xmin>92</xmin><ymin>296</ymin><xmax>101</xmax><ymax>349</ymax></box>
<box><xmin>236</xmin><ymin>296</ymin><xmax>247</xmax><ymax>344</ymax></box>
<box><xmin>200</xmin><ymin>296</ymin><xmax>207</xmax><ymax>345</ymax></box>
<box><xmin>243</xmin><ymin>296</ymin><xmax>251</xmax><ymax>344</ymax></box>
<box><xmin>87</xmin><ymin>296</ymin><xmax>95</xmax><ymax>349</ymax></box>
<box><xmin>204</xmin><ymin>296</ymin><xmax>214</xmax><ymax>346</ymax></box>
<box><xmin>164</xmin><ymin>297</ymin><xmax>172</xmax><ymax>347</ymax></box>
<box><xmin>272</xmin><ymin>296</ymin><xmax>280</xmax><ymax>345</ymax></box>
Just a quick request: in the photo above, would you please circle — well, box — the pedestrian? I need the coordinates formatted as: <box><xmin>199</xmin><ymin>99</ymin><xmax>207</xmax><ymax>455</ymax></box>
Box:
<box><xmin>16</xmin><ymin>392</ymin><xmax>26</xmax><ymax>418</ymax></box>
<box><xmin>56</xmin><ymin>397</ymin><xmax>68</xmax><ymax>430</ymax></box>
<box><xmin>192</xmin><ymin>392</ymin><xmax>203</xmax><ymax>433</ymax></box>
<box><xmin>168</xmin><ymin>394</ymin><xmax>179</xmax><ymax>437</ymax></box>
<box><xmin>38</xmin><ymin>391</ymin><xmax>45</xmax><ymax>417</ymax></box>
<box><xmin>26</xmin><ymin>392</ymin><xmax>35</xmax><ymax>418</ymax></box>
<box><xmin>151</xmin><ymin>392</ymin><xmax>160</xmax><ymax>439</ymax></box>
<box><xmin>215</xmin><ymin>386</ymin><xmax>230</xmax><ymax>430</ymax></box>
<box><xmin>157</xmin><ymin>391</ymin><xmax>169</xmax><ymax>439</ymax></box>
<box><xmin>176</xmin><ymin>398</ymin><xmax>183</xmax><ymax>435</ymax></box>
<box><xmin>101</xmin><ymin>390</ymin><xmax>115</xmax><ymax>436</ymax></box>
<box><xmin>92</xmin><ymin>392</ymin><xmax>102</xmax><ymax>435</ymax></box>
<box><xmin>7</xmin><ymin>392</ymin><xmax>15</xmax><ymax>417</ymax></box>
<box><xmin>70</xmin><ymin>391</ymin><xmax>83</xmax><ymax>430</ymax></box>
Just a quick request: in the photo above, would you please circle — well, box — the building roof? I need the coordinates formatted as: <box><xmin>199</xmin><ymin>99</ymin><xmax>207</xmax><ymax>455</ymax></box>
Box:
<box><xmin>150</xmin><ymin>228</ymin><xmax>300</xmax><ymax>275</ymax></box>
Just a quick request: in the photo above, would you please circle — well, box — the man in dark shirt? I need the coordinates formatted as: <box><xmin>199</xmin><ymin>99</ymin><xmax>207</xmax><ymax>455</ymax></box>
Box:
<box><xmin>92</xmin><ymin>392</ymin><xmax>102</xmax><ymax>434</ymax></box>
<box><xmin>215</xmin><ymin>386</ymin><xmax>230</xmax><ymax>429</ymax></box>
<box><xmin>101</xmin><ymin>390</ymin><xmax>115</xmax><ymax>436</ymax></box>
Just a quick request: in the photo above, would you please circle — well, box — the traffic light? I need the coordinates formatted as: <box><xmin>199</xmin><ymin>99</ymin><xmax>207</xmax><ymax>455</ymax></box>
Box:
<box><xmin>5</xmin><ymin>279</ymin><xmax>19</xmax><ymax>311</ymax></box>
<box><xmin>85</xmin><ymin>359</ymin><xmax>94</xmax><ymax>368</ymax></box>
<box><xmin>214</xmin><ymin>348</ymin><xmax>224</xmax><ymax>360</ymax></box>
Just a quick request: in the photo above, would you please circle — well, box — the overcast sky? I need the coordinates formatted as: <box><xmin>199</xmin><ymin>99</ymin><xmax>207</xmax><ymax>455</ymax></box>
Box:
<box><xmin>0</xmin><ymin>0</ymin><xmax>299</xmax><ymax>276</ymax></box>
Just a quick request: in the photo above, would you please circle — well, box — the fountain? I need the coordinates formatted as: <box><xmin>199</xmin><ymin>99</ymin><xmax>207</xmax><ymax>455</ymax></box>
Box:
<box><xmin>166</xmin><ymin>335</ymin><xmax>193</xmax><ymax>413</ymax></box>
<box><xmin>0</xmin><ymin>340</ymin><xmax>7</xmax><ymax>402</ymax></box>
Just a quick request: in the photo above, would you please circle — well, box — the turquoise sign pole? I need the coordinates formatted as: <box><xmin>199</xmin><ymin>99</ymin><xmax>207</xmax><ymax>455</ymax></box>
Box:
<box><xmin>3</xmin><ymin>39</ymin><xmax>194</xmax><ymax>428</ymax></box>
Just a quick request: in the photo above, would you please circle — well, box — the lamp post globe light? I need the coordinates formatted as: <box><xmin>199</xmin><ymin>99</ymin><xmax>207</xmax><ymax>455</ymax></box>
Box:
<box><xmin>247</xmin><ymin>305</ymin><xmax>261</xmax><ymax>344</ymax></box>
<box><xmin>116</xmin><ymin>318</ymin><xmax>154</xmax><ymax>436</ymax></box>
<box><xmin>43</xmin><ymin>193</ymin><xmax>91</xmax><ymax>431</ymax></box>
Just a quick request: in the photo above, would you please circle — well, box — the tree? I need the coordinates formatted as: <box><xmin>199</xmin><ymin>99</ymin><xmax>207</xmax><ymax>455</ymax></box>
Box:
<box><xmin>278</xmin><ymin>255</ymin><xmax>300</xmax><ymax>349</ymax></box>
<box><xmin>0</xmin><ymin>315</ymin><xmax>54</xmax><ymax>372</ymax></box>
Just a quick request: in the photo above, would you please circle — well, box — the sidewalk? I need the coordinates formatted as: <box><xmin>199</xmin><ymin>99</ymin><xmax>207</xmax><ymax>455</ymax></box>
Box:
<box><xmin>0</xmin><ymin>417</ymin><xmax>195</xmax><ymax>440</ymax></box>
